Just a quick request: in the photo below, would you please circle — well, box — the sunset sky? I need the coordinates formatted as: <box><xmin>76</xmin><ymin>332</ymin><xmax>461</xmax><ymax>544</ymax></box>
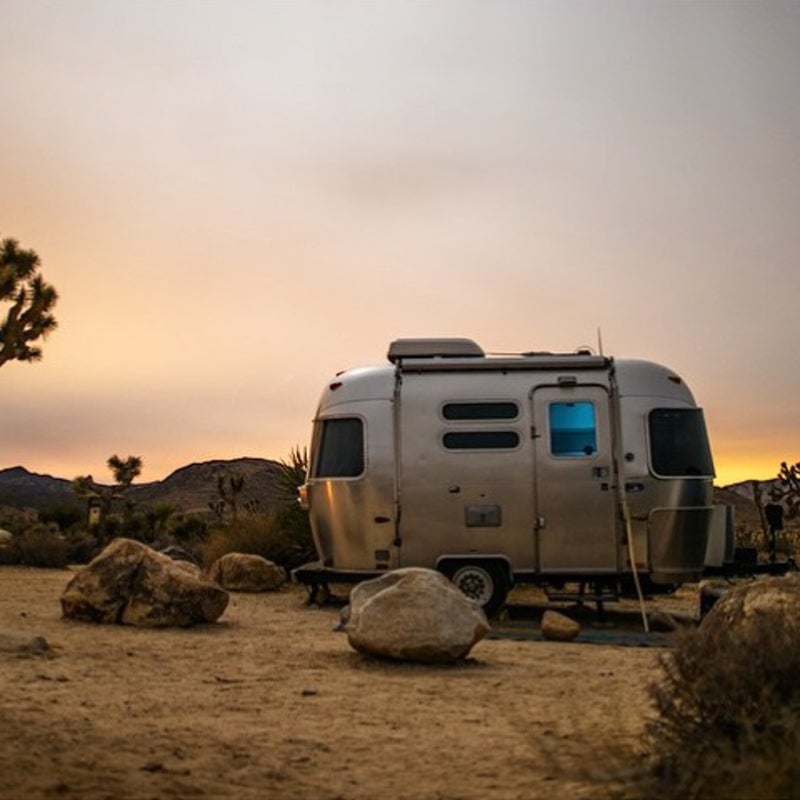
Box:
<box><xmin>1</xmin><ymin>0</ymin><xmax>798</xmax><ymax>487</ymax></box>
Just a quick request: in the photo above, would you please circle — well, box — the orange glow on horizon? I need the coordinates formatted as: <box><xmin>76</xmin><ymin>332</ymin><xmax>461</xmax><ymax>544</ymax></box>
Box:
<box><xmin>6</xmin><ymin>442</ymin><xmax>791</xmax><ymax>491</ymax></box>
<box><xmin>712</xmin><ymin>453</ymin><xmax>789</xmax><ymax>488</ymax></box>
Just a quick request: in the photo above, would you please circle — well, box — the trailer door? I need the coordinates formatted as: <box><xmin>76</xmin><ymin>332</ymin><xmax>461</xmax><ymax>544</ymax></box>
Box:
<box><xmin>532</xmin><ymin>385</ymin><xmax>618</xmax><ymax>574</ymax></box>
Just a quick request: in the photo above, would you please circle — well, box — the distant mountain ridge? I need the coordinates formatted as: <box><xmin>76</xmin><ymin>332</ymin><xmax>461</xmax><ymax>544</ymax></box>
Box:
<box><xmin>0</xmin><ymin>466</ymin><xmax>76</xmax><ymax>510</ymax></box>
<box><xmin>719</xmin><ymin>478</ymin><xmax>781</xmax><ymax>502</ymax></box>
<box><xmin>0</xmin><ymin>458</ymin><xmax>284</xmax><ymax>514</ymax></box>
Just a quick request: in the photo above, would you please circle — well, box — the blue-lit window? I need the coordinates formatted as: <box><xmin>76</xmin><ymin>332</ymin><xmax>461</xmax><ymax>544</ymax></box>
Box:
<box><xmin>549</xmin><ymin>402</ymin><xmax>597</xmax><ymax>457</ymax></box>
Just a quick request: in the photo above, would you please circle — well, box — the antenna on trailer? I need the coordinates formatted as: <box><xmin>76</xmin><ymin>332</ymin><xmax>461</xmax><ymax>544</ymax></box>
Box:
<box><xmin>597</xmin><ymin>326</ymin><xmax>604</xmax><ymax>356</ymax></box>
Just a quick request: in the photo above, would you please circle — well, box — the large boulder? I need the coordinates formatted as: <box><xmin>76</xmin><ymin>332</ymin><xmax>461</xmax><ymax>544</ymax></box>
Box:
<box><xmin>61</xmin><ymin>538</ymin><xmax>229</xmax><ymax>627</ymax></box>
<box><xmin>345</xmin><ymin>568</ymin><xmax>490</xmax><ymax>663</ymax></box>
<box><xmin>207</xmin><ymin>552</ymin><xmax>286</xmax><ymax>592</ymax></box>
<box><xmin>700</xmin><ymin>574</ymin><xmax>800</xmax><ymax>634</ymax></box>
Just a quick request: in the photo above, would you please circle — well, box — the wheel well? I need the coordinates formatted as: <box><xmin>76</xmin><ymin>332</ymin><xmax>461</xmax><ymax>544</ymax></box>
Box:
<box><xmin>436</xmin><ymin>556</ymin><xmax>514</xmax><ymax>587</ymax></box>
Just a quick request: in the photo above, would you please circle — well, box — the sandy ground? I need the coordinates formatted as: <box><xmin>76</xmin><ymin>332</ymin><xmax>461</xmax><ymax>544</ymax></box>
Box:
<box><xmin>0</xmin><ymin>566</ymin><xmax>691</xmax><ymax>800</ymax></box>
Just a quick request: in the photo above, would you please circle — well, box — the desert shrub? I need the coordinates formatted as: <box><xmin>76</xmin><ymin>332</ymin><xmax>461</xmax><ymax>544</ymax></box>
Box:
<box><xmin>63</xmin><ymin>529</ymin><xmax>102</xmax><ymax>564</ymax></box>
<box><xmin>167</xmin><ymin>513</ymin><xmax>209</xmax><ymax>544</ymax></box>
<box><xmin>38</xmin><ymin>505</ymin><xmax>84</xmax><ymax>532</ymax></box>
<box><xmin>735</xmin><ymin>522</ymin><xmax>799</xmax><ymax>562</ymax></box>
<box><xmin>734</xmin><ymin>524</ymin><xmax>761</xmax><ymax>551</ymax></box>
<box><xmin>116</xmin><ymin>511</ymin><xmax>149</xmax><ymax>541</ymax></box>
<box><xmin>0</xmin><ymin>506</ymin><xmax>38</xmax><ymax>535</ymax></box>
<box><xmin>643</xmin><ymin>614</ymin><xmax>800</xmax><ymax>800</ymax></box>
<box><xmin>5</xmin><ymin>525</ymin><xmax>70</xmax><ymax>568</ymax></box>
<box><xmin>0</xmin><ymin>543</ymin><xmax>17</xmax><ymax>565</ymax></box>
<box><xmin>201</xmin><ymin>510</ymin><xmax>316</xmax><ymax>572</ymax></box>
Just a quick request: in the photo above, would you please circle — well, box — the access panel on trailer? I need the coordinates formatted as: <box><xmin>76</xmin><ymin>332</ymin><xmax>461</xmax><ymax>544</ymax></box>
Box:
<box><xmin>396</xmin><ymin>371</ymin><xmax>536</xmax><ymax>569</ymax></box>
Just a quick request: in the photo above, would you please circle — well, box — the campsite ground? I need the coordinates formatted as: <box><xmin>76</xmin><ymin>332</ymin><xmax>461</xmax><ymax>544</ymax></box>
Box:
<box><xmin>0</xmin><ymin>566</ymin><xmax>696</xmax><ymax>800</ymax></box>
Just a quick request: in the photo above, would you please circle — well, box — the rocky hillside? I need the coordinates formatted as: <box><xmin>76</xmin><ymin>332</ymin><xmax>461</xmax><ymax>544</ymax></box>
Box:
<box><xmin>0</xmin><ymin>458</ymin><xmax>286</xmax><ymax>515</ymax></box>
<box><xmin>129</xmin><ymin>458</ymin><xmax>284</xmax><ymax>514</ymax></box>
<box><xmin>0</xmin><ymin>467</ymin><xmax>78</xmax><ymax>511</ymax></box>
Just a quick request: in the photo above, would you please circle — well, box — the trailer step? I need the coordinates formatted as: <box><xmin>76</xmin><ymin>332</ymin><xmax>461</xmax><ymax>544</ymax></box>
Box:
<box><xmin>545</xmin><ymin>585</ymin><xmax>621</xmax><ymax>621</ymax></box>
<box><xmin>545</xmin><ymin>592</ymin><xmax>620</xmax><ymax>604</ymax></box>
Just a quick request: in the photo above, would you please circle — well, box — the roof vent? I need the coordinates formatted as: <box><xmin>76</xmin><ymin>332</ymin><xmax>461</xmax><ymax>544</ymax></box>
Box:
<box><xmin>387</xmin><ymin>338</ymin><xmax>485</xmax><ymax>363</ymax></box>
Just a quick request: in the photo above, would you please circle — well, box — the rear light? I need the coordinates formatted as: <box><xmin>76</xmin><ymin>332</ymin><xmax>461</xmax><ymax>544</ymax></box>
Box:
<box><xmin>297</xmin><ymin>484</ymin><xmax>309</xmax><ymax>510</ymax></box>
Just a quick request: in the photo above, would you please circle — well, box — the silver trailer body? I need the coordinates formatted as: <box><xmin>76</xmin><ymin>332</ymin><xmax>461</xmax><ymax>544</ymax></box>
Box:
<box><xmin>300</xmin><ymin>339</ymin><xmax>715</xmax><ymax>611</ymax></box>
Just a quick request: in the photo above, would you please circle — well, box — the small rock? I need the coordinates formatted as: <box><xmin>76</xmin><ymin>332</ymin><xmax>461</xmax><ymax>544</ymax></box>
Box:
<box><xmin>0</xmin><ymin>630</ymin><xmax>54</xmax><ymax>658</ymax></box>
<box><xmin>540</xmin><ymin>610</ymin><xmax>581</xmax><ymax>642</ymax></box>
<box><xmin>207</xmin><ymin>552</ymin><xmax>286</xmax><ymax>592</ymax></box>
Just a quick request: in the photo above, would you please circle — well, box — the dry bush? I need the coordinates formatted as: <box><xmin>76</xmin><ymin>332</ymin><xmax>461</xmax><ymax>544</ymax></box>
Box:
<box><xmin>201</xmin><ymin>510</ymin><xmax>316</xmax><ymax>572</ymax></box>
<box><xmin>0</xmin><ymin>543</ymin><xmax>17</xmax><ymax>565</ymax></box>
<box><xmin>2</xmin><ymin>526</ymin><xmax>70</xmax><ymax>568</ymax></box>
<box><xmin>641</xmin><ymin>615</ymin><xmax>800</xmax><ymax>800</ymax></box>
<box><xmin>0</xmin><ymin>505</ymin><xmax>38</xmax><ymax>535</ymax></box>
<box><xmin>63</xmin><ymin>529</ymin><xmax>102</xmax><ymax>564</ymax></box>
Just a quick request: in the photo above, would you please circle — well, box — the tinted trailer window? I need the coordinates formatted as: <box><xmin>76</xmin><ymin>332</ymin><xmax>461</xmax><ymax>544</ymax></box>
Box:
<box><xmin>312</xmin><ymin>418</ymin><xmax>365</xmax><ymax>477</ymax></box>
<box><xmin>649</xmin><ymin>408</ymin><xmax>714</xmax><ymax>477</ymax></box>
<box><xmin>442</xmin><ymin>402</ymin><xmax>519</xmax><ymax>420</ymax></box>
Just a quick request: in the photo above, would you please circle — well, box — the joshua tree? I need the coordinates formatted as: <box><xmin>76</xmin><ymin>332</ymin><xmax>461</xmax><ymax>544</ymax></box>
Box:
<box><xmin>212</xmin><ymin>473</ymin><xmax>246</xmax><ymax>524</ymax></box>
<box><xmin>72</xmin><ymin>455</ymin><xmax>143</xmax><ymax>542</ymax></box>
<box><xmin>0</xmin><ymin>236</ymin><xmax>58</xmax><ymax>367</ymax></box>
<box><xmin>770</xmin><ymin>460</ymin><xmax>800</xmax><ymax>520</ymax></box>
<box><xmin>144</xmin><ymin>502</ymin><xmax>176</xmax><ymax>542</ymax></box>
<box><xmin>751</xmin><ymin>479</ymin><xmax>768</xmax><ymax>537</ymax></box>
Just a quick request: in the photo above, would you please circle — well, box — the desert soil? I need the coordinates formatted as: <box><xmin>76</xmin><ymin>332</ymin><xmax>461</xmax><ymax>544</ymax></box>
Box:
<box><xmin>0</xmin><ymin>566</ymin><xmax>694</xmax><ymax>800</ymax></box>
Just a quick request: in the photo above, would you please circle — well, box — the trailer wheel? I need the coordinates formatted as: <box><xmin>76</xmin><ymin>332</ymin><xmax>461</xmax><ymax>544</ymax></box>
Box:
<box><xmin>443</xmin><ymin>562</ymin><xmax>509</xmax><ymax>617</ymax></box>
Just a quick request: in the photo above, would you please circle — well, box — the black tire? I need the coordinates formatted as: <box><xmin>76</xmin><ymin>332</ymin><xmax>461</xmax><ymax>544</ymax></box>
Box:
<box><xmin>442</xmin><ymin>561</ymin><xmax>509</xmax><ymax>617</ymax></box>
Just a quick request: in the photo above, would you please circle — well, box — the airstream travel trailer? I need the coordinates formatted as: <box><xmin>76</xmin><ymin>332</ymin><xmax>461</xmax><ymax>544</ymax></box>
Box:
<box><xmin>296</xmin><ymin>338</ymin><xmax>716</xmax><ymax>614</ymax></box>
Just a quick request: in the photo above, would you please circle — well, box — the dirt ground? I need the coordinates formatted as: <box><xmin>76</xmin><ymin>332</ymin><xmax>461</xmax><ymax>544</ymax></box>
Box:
<box><xmin>0</xmin><ymin>566</ymin><xmax>695</xmax><ymax>800</ymax></box>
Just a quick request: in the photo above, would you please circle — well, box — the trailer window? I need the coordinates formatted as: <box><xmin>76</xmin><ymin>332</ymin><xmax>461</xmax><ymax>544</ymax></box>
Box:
<box><xmin>649</xmin><ymin>408</ymin><xmax>714</xmax><ymax>477</ymax></box>
<box><xmin>443</xmin><ymin>402</ymin><xmax>519</xmax><ymax>420</ymax></box>
<box><xmin>443</xmin><ymin>431</ymin><xmax>520</xmax><ymax>450</ymax></box>
<box><xmin>312</xmin><ymin>418</ymin><xmax>364</xmax><ymax>478</ymax></box>
<box><xmin>549</xmin><ymin>402</ymin><xmax>597</xmax><ymax>457</ymax></box>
